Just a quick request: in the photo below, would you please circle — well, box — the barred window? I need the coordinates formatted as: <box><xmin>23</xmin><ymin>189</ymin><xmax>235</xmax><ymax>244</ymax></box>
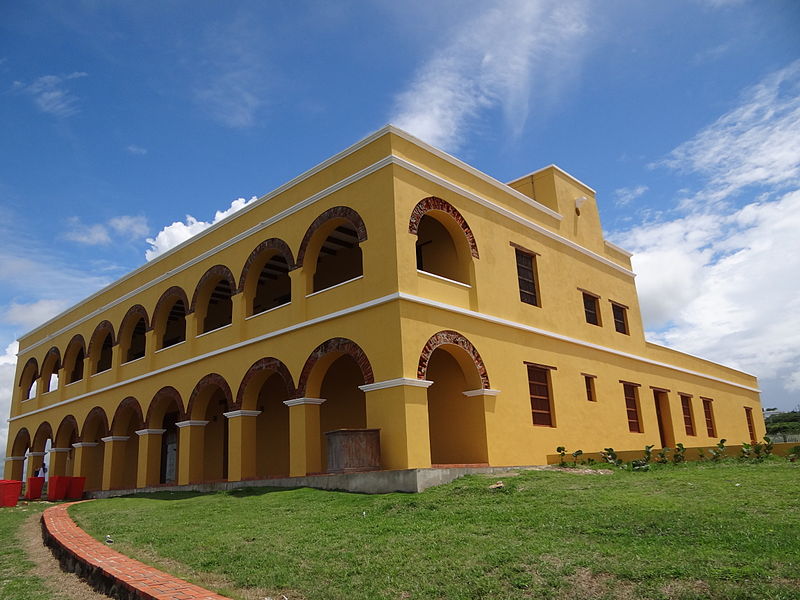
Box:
<box><xmin>702</xmin><ymin>398</ymin><xmax>716</xmax><ymax>437</ymax></box>
<box><xmin>583</xmin><ymin>292</ymin><xmax>600</xmax><ymax>326</ymax></box>
<box><xmin>623</xmin><ymin>383</ymin><xmax>641</xmax><ymax>433</ymax></box>
<box><xmin>515</xmin><ymin>249</ymin><xmax>539</xmax><ymax>307</ymax></box>
<box><xmin>680</xmin><ymin>395</ymin><xmax>695</xmax><ymax>436</ymax></box>
<box><xmin>528</xmin><ymin>365</ymin><xmax>553</xmax><ymax>426</ymax></box>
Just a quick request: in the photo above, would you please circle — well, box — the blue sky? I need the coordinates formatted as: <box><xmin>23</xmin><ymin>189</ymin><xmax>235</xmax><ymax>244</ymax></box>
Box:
<box><xmin>1</xmin><ymin>1</ymin><xmax>799</xmax><ymax>453</ymax></box>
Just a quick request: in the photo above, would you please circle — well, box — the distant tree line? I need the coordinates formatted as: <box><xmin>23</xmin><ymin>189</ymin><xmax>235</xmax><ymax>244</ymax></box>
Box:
<box><xmin>764</xmin><ymin>410</ymin><xmax>800</xmax><ymax>440</ymax></box>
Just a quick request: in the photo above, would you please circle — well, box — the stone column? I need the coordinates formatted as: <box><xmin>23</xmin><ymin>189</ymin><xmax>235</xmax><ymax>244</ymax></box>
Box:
<box><xmin>4</xmin><ymin>456</ymin><xmax>26</xmax><ymax>480</ymax></box>
<box><xmin>223</xmin><ymin>410</ymin><xmax>261</xmax><ymax>482</ymax></box>
<box><xmin>284</xmin><ymin>398</ymin><xmax>325</xmax><ymax>477</ymax></box>
<box><xmin>462</xmin><ymin>388</ymin><xmax>501</xmax><ymax>465</ymax></box>
<box><xmin>48</xmin><ymin>447</ymin><xmax>72</xmax><ymax>476</ymax></box>
<box><xmin>135</xmin><ymin>428</ymin><xmax>165</xmax><ymax>488</ymax></box>
<box><xmin>176</xmin><ymin>420</ymin><xmax>208</xmax><ymax>485</ymax></box>
<box><xmin>71</xmin><ymin>442</ymin><xmax>99</xmax><ymax>484</ymax></box>
<box><xmin>360</xmin><ymin>378</ymin><xmax>434</xmax><ymax>470</ymax></box>
<box><xmin>101</xmin><ymin>436</ymin><xmax>130</xmax><ymax>491</ymax></box>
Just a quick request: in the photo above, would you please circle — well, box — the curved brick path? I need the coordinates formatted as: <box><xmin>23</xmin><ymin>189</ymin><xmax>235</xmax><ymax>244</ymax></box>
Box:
<box><xmin>42</xmin><ymin>502</ymin><xmax>230</xmax><ymax>600</ymax></box>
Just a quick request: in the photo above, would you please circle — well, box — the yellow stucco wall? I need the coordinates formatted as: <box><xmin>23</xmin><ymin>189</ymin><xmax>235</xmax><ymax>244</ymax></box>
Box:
<box><xmin>4</xmin><ymin>126</ymin><xmax>764</xmax><ymax>488</ymax></box>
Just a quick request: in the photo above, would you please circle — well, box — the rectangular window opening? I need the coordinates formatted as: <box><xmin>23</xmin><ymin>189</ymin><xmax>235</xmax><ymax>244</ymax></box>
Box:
<box><xmin>584</xmin><ymin>375</ymin><xmax>596</xmax><ymax>402</ymax></box>
<box><xmin>680</xmin><ymin>395</ymin><xmax>695</xmax><ymax>436</ymax></box>
<box><xmin>583</xmin><ymin>292</ymin><xmax>601</xmax><ymax>326</ymax></box>
<box><xmin>515</xmin><ymin>248</ymin><xmax>539</xmax><ymax>307</ymax></box>
<box><xmin>528</xmin><ymin>365</ymin><xmax>553</xmax><ymax>427</ymax></box>
<box><xmin>611</xmin><ymin>302</ymin><xmax>629</xmax><ymax>334</ymax></box>
<box><xmin>702</xmin><ymin>398</ymin><xmax>716</xmax><ymax>437</ymax></box>
<box><xmin>623</xmin><ymin>383</ymin><xmax>641</xmax><ymax>433</ymax></box>
<box><xmin>744</xmin><ymin>407</ymin><xmax>756</xmax><ymax>443</ymax></box>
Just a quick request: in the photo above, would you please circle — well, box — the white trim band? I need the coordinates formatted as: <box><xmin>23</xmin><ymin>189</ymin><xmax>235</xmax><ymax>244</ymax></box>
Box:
<box><xmin>305</xmin><ymin>275</ymin><xmax>363</xmax><ymax>298</ymax></box>
<box><xmin>283</xmin><ymin>398</ymin><xmax>326</xmax><ymax>407</ymax></box>
<box><xmin>359</xmin><ymin>378</ymin><xmax>434</xmax><ymax>392</ymax></box>
<box><xmin>100</xmin><ymin>436</ymin><xmax>130</xmax><ymax>443</ymax></box>
<box><xmin>417</xmin><ymin>270</ymin><xmax>472</xmax><ymax>288</ymax></box>
<box><xmin>135</xmin><ymin>428</ymin><xmax>166</xmax><ymax>436</ymax></box>
<box><xmin>5</xmin><ymin>456</ymin><xmax>26</xmax><ymax>461</ymax></box>
<box><xmin>175</xmin><ymin>420</ymin><xmax>209</xmax><ymax>428</ymax></box>
<box><xmin>48</xmin><ymin>447</ymin><xmax>72</xmax><ymax>453</ymax></box>
<box><xmin>463</xmin><ymin>389</ymin><xmax>502</xmax><ymax>397</ymax></box>
<box><xmin>72</xmin><ymin>442</ymin><xmax>98</xmax><ymax>448</ymax></box>
<box><xmin>223</xmin><ymin>410</ymin><xmax>262</xmax><ymax>419</ymax></box>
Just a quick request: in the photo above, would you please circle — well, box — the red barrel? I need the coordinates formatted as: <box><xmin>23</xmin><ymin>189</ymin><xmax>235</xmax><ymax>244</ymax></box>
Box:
<box><xmin>47</xmin><ymin>476</ymin><xmax>69</xmax><ymax>501</ymax></box>
<box><xmin>66</xmin><ymin>476</ymin><xmax>86</xmax><ymax>500</ymax></box>
<box><xmin>25</xmin><ymin>476</ymin><xmax>45</xmax><ymax>500</ymax></box>
<box><xmin>0</xmin><ymin>480</ymin><xmax>23</xmax><ymax>507</ymax></box>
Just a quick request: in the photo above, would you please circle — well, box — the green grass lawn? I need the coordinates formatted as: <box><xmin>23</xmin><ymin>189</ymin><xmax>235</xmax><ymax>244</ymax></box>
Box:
<box><xmin>70</xmin><ymin>461</ymin><xmax>800</xmax><ymax>600</ymax></box>
<box><xmin>0</xmin><ymin>502</ymin><xmax>51</xmax><ymax>600</ymax></box>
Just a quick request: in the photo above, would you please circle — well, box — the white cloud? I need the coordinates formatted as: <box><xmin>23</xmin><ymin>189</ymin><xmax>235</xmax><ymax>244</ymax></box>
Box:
<box><xmin>13</xmin><ymin>72</ymin><xmax>88</xmax><ymax>117</ymax></box>
<box><xmin>614</xmin><ymin>185</ymin><xmax>649</xmax><ymax>207</ymax></box>
<box><xmin>2</xmin><ymin>300</ymin><xmax>71</xmax><ymax>331</ymax></box>
<box><xmin>145</xmin><ymin>196</ymin><xmax>257</xmax><ymax>261</ymax></box>
<box><xmin>391</xmin><ymin>0</ymin><xmax>588</xmax><ymax>151</ymax></box>
<box><xmin>126</xmin><ymin>145</ymin><xmax>148</xmax><ymax>155</ymax></box>
<box><xmin>615</xmin><ymin>61</ymin><xmax>800</xmax><ymax>405</ymax></box>
<box><xmin>64</xmin><ymin>215</ymin><xmax>148</xmax><ymax>245</ymax></box>
<box><xmin>0</xmin><ymin>341</ymin><xmax>18</xmax><ymax>461</ymax></box>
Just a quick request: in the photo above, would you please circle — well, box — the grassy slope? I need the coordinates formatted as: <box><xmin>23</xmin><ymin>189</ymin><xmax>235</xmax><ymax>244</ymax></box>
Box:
<box><xmin>71</xmin><ymin>461</ymin><xmax>800</xmax><ymax>600</ymax></box>
<box><xmin>0</xmin><ymin>503</ymin><xmax>52</xmax><ymax>600</ymax></box>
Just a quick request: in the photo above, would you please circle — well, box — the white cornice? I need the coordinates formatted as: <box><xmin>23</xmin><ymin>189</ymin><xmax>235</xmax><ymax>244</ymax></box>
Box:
<box><xmin>135</xmin><ymin>428</ymin><xmax>166</xmax><ymax>436</ymax></box>
<box><xmin>72</xmin><ymin>442</ymin><xmax>98</xmax><ymax>448</ymax></box>
<box><xmin>4</xmin><ymin>456</ymin><xmax>25</xmax><ymax>461</ymax></box>
<box><xmin>223</xmin><ymin>410</ymin><xmax>262</xmax><ymax>418</ymax></box>
<box><xmin>175</xmin><ymin>420</ymin><xmax>209</xmax><ymax>428</ymax></box>
<box><xmin>508</xmin><ymin>163</ymin><xmax>597</xmax><ymax>195</ymax></box>
<box><xmin>283</xmin><ymin>398</ymin><xmax>326</xmax><ymax>407</ymax></box>
<box><xmin>48</xmin><ymin>447</ymin><xmax>72</xmax><ymax>453</ymax></box>
<box><xmin>100</xmin><ymin>435</ymin><xmax>130</xmax><ymax>442</ymax></box>
<box><xmin>463</xmin><ymin>389</ymin><xmax>501</xmax><ymax>397</ymax></box>
<box><xmin>359</xmin><ymin>378</ymin><xmax>434</xmax><ymax>392</ymax></box>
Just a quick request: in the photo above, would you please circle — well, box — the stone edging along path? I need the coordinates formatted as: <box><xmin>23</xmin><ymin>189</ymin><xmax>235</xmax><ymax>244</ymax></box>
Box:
<box><xmin>41</xmin><ymin>501</ymin><xmax>230</xmax><ymax>600</ymax></box>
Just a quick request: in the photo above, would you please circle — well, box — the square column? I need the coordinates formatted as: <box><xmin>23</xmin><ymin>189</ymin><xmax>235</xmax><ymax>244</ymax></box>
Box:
<box><xmin>71</xmin><ymin>442</ymin><xmax>99</xmax><ymax>483</ymax></box>
<box><xmin>101</xmin><ymin>436</ymin><xmax>130</xmax><ymax>490</ymax></box>
<box><xmin>176</xmin><ymin>420</ymin><xmax>208</xmax><ymax>485</ymax></box>
<box><xmin>224</xmin><ymin>410</ymin><xmax>261</xmax><ymax>482</ymax></box>
<box><xmin>135</xmin><ymin>429</ymin><xmax>165</xmax><ymax>488</ymax></box>
<box><xmin>48</xmin><ymin>447</ymin><xmax>72</xmax><ymax>476</ymax></box>
<box><xmin>284</xmin><ymin>398</ymin><xmax>325</xmax><ymax>477</ymax></box>
<box><xmin>4</xmin><ymin>456</ymin><xmax>26</xmax><ymax>480</ymax></box>
<box><xmin>360</xmin><ymin>378</ymin><xmax>434</xmax><ymax>470</ymax></box>
<box><xmin>462</xmin><ymin>388</ymin><xmax>502</xmax><ymax>465</ymax></box>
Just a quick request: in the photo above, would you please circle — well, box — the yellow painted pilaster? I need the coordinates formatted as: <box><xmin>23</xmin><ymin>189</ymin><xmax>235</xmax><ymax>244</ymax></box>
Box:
<box><xmin>49</xmin><ymin>447</ymin><xmax>72</xmax><ymax>476</ymax></box>
<box><xmin>177</xmin><ymin>420</ymin><xmax>208</xmax><ymax>484</ymax></box>
<box><xmin>135</xmin><ymin>429</ymin><xmax>164</xmax><ymax>488</ymax></box>
<box><xmin>71</xmin><ymin>443</ymin><xmax>97</xmax><ymax>481</ymax></box>
<box><xmin>224</xmin><ymin>410</ymin><xmax>261</xmax><ymax>482</ymax></box>
<box><xmin>285</xmin><ymin>399</ymin><xmax>325</xmax><ymax>476</ymax></box>
<box><xmin>463</xmin><ymin>388</ymin><xmax>501</xmax><ymax>465</ymax></box>
<box><xmin>144</xmin><ymin>330</ymin><xmax>155</xmax><ymax>370</ymax></box>
<box><xmin>101</xmin><ymin>436</ymin><xmax>129</xmax><ymax>490</ymax></box>
<box><xmin>362</xmin><ymin>379</ymin><xmax>433</xmax><ymax>470</ymax></box>
<box><xmin>4</xmin><ymin>457</ymin><xmax>25</xmax><ymax>480</ymax></box>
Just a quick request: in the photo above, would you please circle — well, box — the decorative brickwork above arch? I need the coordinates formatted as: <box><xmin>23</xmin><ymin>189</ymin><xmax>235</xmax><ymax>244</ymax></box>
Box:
<box><xmin>55</xmin><ymin>414</ymin><xmax>79</xmax><ymax>446</ymax></box>
<box><xmin>190</xmin><ymin>264</ymin><xmax>237</xmax><ymax>313</ymax></box>
<box><xmin>297</xmin><ymin>337</ymin><xmax>375</xmax><ymax>397</ymax></box>
<box><xmin>80</xmin><ymin>406</ymin><xmax>110</xmax><ymax>440</ymax></box>
<box><xmin>32</xmin><ymin>421</ymin><xmax>53</xmax><ymax>450</ymax></box>
<box><xmin>18</xmin><ymin>357</ymin><xmax>39</xmax><ymax>387</ymax></box>
<box><xmin>87</xmin><ymin>320</ymin><xmax>117</xmax><ymax>356</ymax></box>
<box><xmin>111</xmin><ymin>397</ymin><xmax>145</xmax><ymax>434</ymax></box>
<box><xmin>145</xmin><ymin>386</ymin><xmax>186</xmax><ymax>425</ymax></box>
<box><xmin>417</xmin><ymin>330</ymin><xmax>491</xmax><ymax>389</ymax></box>
<box><xmin>11</xmin><ymin>428</ymin><xmax>31</xmax><ymax>455</ymax></box>
<box><xmin>235</xmin><ymin>357</ymin><xmax>296</xmax><ymax>408</ymax></box>
<box><xmin>296</xmin><ymin>206</ymin><xmax>368</xmax><ymax>267</ymax></box>
<box><xmin>237</xmin><ymin>238</ymin><xmax>296</xmax><ymax>293</ymax></box>
<box><xmin>119</xmin><ymin>303</ymin><xmax>151</xmax><ymax>333</ymax></box>
<box><xmin>187</xmin><ymin>373</ymin><xmax>234</xmax><ymax>417</ymax></box>
<box><xmin>409</xmin><ymin>196</ymin><xmax>479</xmax><ymax>258</ymax></box>
<box><xmin>41</xmin><ymin>346</ymin><xmax>62</xmax><ymax>372</ymax></box>
<box><xmin>64</xmin><ymin>334</ymin><xmax>86</xmax><ymax>355</ymax></box>
<box><xmin>153</xmin><ymin>286</ymin><xmax>190</xmax><ymax>320</ymax></box>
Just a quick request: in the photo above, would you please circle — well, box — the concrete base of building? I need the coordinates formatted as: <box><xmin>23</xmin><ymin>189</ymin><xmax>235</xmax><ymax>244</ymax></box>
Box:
<box><xmin>85</xmin><ymin>465</ymin><xmax>540</xmax><ymax>498</ymax></box>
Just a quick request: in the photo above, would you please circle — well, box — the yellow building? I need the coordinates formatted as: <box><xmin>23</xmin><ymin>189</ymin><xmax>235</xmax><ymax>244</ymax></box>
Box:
<box><xmin>4</xmin><ymin>126</ymin><xmax>764</xmax><ymax>491</ymax></box>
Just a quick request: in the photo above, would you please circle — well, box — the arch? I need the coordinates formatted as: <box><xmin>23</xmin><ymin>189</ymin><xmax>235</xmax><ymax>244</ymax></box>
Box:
<box><xmin>11</xmin><ymin>427</ymin><xmax>31</xmax><ymax>457</ymax></box>
<box><xmin>187</xmin><ymin>373</ymin><xmax>233</xmax><ymax>482</ymax></box>
<box><xmin>238</xmin><ymin>239</ymin><xmax>294</xmax><ymax>316</ymax></box>
<box><xmin>110</xmin><ymin>397</ymin><xmax>145</xmax><ymax>435</ymax></box>
<box><xmin>8</xmin><ymin>428</ymin><xmax>31</xmax><ymax>480</ymax></box>
<box><xmin>63</xmin><ymin>334</ymin><xmax>86</xmax><ymax>385</ymax></box>
<box><xmin>238</xmin><ymin>238</ymin><xmax>296</xmax><ymax>292</ymax></box>
<box><xmin>417</xmin><ymin>330</ymin><xmax>491</xmax><ymax>389</ymax></box>
<box><xmin>119</xmin><ymin>304</ymin><xmax>150</xmax><ymax>363</ymax></box>
<box><xmin>32</xmin><ymin>421</ymin><xmax>53</xmax><ymax>452</ymax></box>
<box><xmin>18</xmin><ymin>357</ymin><xmax>39</xmax><ymax>400</ymax></box>
<box><xmin>409</xmin><ymin>196</ymin><xmax>479</xmax><ymax>258</ymax></box>
<box><xmin>145</xmin><ymin>386</ymin><xmax>186</xmax><ymax>426</ymax></box>
<box><xmin>152</xmin><ymin>286</ymin><xmax>190</xmax><ymax>349</ymax></box>
<box><xmin>78</xmin><ymin>406</ymin><xmax>109</xmax><ymax>490</ymax></box>
<box><xmin>52</xmin><ymin>414</ymin><xmax>79</xmax><ymax>477</ymax></box>
<box><xmin>296</xmin><ymin>206</ymin><xmax>368</xmax><ymax>267</ymax></box>
<box><xmin>145</xmin><ymin>386</ymin><xmax>184</xmax><ymax>485</ymax></box>
<box><xmin>40</xmin><ymin>346</ymin><xmax>62</xmax><ymax>393</ymax></box>
<box><xmin>88</xmin><ymin>320</ymin><xmax>116</xmax><ymax>374</ymax></box>
<box><xmin>297</xmin><ymin>337</ymin><xmax>374</xmax><ymax>398</ymax></box>
<box><xmin>108</xmin><ymin>397</ymin><xmax>143</xmax><ymax>490</ymax></box>
<box><xmin>190</xmin><ymin>265</ymin><xmax>236</xmax><ymax>333</ymax></box>
<box><xmin>80</xmin><ymin>406</ymin><xmax>110</xmax><ymax>441</ymax></box>
<box><xmin>187</xmin><ymin>373</ymin><xmax>234</xmax><ymax>417</ymax></box>
<box><xmin>55</xmin><ymin>415</ymin><xmax>79</xmax><ymax>446</ymax></box>
<box><xmin>235</xmin><ymin>357</ymin><xmax>296</xmax><ymax>409</ymax></box>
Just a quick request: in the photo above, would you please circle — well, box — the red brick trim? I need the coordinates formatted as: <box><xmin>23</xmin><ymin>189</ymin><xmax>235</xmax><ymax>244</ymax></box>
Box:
<box><xmin>409</xmin><ymin>196</ymin><xmax>480</xmax><ymax>259</ymax></box>
<box><xmin>189</xmin><ymin>264</ymin><xmax>237</xmax><ymax>313</ymax></box>
<box><xmin>32</xmin><ymin>421</ymin><xmax>53</xmax><ymax>451</ymax></box>
<box><xmin>42</xmin><ymin>502</ymin><xmax>231</xmax><ymax>600</ymax></box>
<box><xmin>297</xmin><ymin>337</ymin><xmax>375</xmax><ymax>396</ymax></box>
<box><xmin>55</xmin><ymin>414</ymin><xmax>79</xmax><ymax>446</ymax></box>
<box><xmin>417</xmin><ymin>330</ymin><xmax>491</xmax><ymax>389</ymax></box>
<box><xmin>237</xmin><ymin>238</ymin><xmax>296</xmax><ymax>293</ymax></box>
<box><xmin>87</xmin><ymin>320</ymin><xmax>117</xmax><ymax>358</ymax></box>
<box><xmin>110</xmin><ymin>397</ymin><xmax>145</xmax><ymax>435</ymax></box>
<box><xmin>187</xmin><ymin>373</ymin><xmax>234</xmax><ymax>417</ymax></box>
<box><xmin>235</xmin><ymin>357</ymin><xmax>296</xmax><ymax>408</ymax></box>
<box><xmin>18</xmin><ymin>357</ymin><xmax>39</xmax><ymax>387</ymax></box>
<box><xmin>296</xmin><ymin>206</ymin><xmax>368</xmax><ymax>267</ymax></box>
<box><xmin>80</xmin><ymin>406</ymin><xmax>110</xmax><ymax>441</ymax></box>
<box><xmin>152</xmin><ymin>285</ymin><xmax>190</xmax><ymax>326</ymax></box>
<box><xmin>145</xmin><ymin>386</ymin><xmax>186</xmax><ymax>425</ymax></box>
<box><xmin>119</xmin><ymin>304</ymin><xmax>151</xmax><ymax>336</ymax></box>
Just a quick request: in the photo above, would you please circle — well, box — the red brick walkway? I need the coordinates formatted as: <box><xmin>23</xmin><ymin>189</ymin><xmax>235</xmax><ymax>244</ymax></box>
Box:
<box><xmin>42</xmin><ymin>502</ymin><xmax>230</xmax><ymax>600</ymax></box>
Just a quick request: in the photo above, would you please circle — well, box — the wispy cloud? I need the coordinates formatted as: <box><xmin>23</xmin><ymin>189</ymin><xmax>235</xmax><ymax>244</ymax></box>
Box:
<box><xmin>614</xmin><ymin>185</ymin><xmax>648</xmax><ymax>207</ymax></box>
<box><xmin>391</xmin><ymin>0</ymin><xmax>588</xmax><ymax>151</ymax></box>
<box><xmin>64</xmin><ymin>215</ymin><xmax>148</xmax><ymax>245</ymax></box>
<box><xmin>126</xmin><ymin>144</ymin><xmax>148</xmax><ymax>155</ymax></box>
<box><xmin>146</xmin><ymin>196</ymin><xmax>257</xmax><ymax>260</ymax></box>
<box><xmin>13</xmin><ymin>72</ymin><xmax>88</xmax><ymax>117</ymax></box>
<box><xmin>615</xmin><ymin>61</ymin><xmax>800</xmax><ymax>403</ymax></box>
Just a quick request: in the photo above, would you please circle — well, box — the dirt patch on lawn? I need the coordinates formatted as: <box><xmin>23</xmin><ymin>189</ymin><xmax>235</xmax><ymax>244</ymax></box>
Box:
<box><xmin>482</xmin><ymin>466</ymin><xmax>613</xmax><ymax>478</ymax></box>
<box><xmin>556</xmin><ymin>568</ymin><xmax>636</xmax><ymax>600</ymax></box>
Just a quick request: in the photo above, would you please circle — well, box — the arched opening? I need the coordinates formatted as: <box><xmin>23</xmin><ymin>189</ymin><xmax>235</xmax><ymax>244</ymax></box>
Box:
<box><xmin>146</xmin><ymin>388</ymin><xmax>183</xmax><ymax>485</ymax></box>
<box><xmin>8</xmin><ymin>428</ymin><xmax>31</xmax><ymax>480</ymax></box>
<box><xmin>187</xmin><ymin>375</ymin><xmax>232</xmax><ymax>482</ymax></box>
<box><xmin>79</xmin><ymin>407</ymin><xmax>109</xmax><ymax>491</ymax></box>
<box><xmin>409</xmin><ymin>198</ymin><xmax>478</xmax><ymax>285</ymax></box>
<box><xmin>297</xmin><ymin>207</ymin><xmax>367</xmax><ymax>294</ymax></box>
<box><xmin>299</xmin><ymin>338</ymin><xmax>373</xmax><ymax>473</ymax></box>
<box><xmin>88</xmin><ymin>321</ymin><xmax>115</xmax><ymax>374</ymax></box>
<box><xmin>18</xmin><ymin>358</ymin><xmax>38</xmax><ymax>400</ymax></box>
<box><xmin>418</xmin><ymin>331</ymin><xmax>490</xmax><ymax>466</ymax></box>
<box><xmin>109</xmin><ymin>398</ymin><xmax>143</xmax><ymax>490</ymax></box>
<box><xmin>192</xmin><ymin>266</ymin><xmax>236</xmax><ymax>334</ymax></box>
<box><xmin>152</xmin><ymin>287</ymin><xmax>189</xmax><ymax>350</ymax></box>
<box><xmin>239</xmin><ymin>239</ymin><xmax>294</xmax><ymax>317</ymax></box>
<box><xmin>53</xmin><ymin>416</ymin><xmax>79</xmax><ymax>477</ymax></box>
<box><xmin>40</xmin><ymin>347</ymin><xmax>61</xmax><ymax>393</ymax></box>
<box><xmin>237</xmin><ymin>358</ymin><xmax>294</xmax><ymax>478</ymax></box>
<box><xmin>119</xmin><ymin>306</ymin><xmax>148</xmax><ymax>363</ymax></box>
<box><xmin>63</xmin><ymin>335</ymin><xmax>86</xmax><ymax>385</ymax></box>
<box><xmin>31</xmin><ymin>422</ymin><xmax>53</xmax><ymax>480</ymax></box>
